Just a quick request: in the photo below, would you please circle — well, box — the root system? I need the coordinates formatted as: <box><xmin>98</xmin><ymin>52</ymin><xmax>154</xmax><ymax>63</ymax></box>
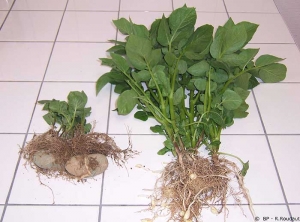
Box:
<box><xmin>22</xmin><ymin>128</ymin><xmax>137</xmax><ymax>180</ymax></box>
<box><xmin>149</xmin><ymin>154</ymin><xmax>254</xmax><ymax>222</ymax></box>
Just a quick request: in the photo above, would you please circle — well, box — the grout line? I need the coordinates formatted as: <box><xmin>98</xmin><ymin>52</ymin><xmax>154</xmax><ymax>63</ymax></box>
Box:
<box><xmin>97</xmin><ymin>2</ymin><xmax>122</xmax><ymax>221</ymax></box>
<box><xmin>0</xmin><ymin>1</ymin><xmax>69</xmax><ymax>221</ymax></box>
<box><xmin>171</xmin><ymin>0</ymin><xmax>174</xmax><ymax>11</ymax></box>
<box><xmin>2</xmin><ymin>203</ymin><xmax>298</xmax><ymax>207</ymax></box>
<box><xmin>0</xmin><ymin>40</ymin><xmax>296</xmax><ymax>45</ymax></box>
<box><xmin>252</xmin><ymin>90</ymin><xmax>293</xmax><ymax>218</ymax></box>
<box><xmin>222</xmin><ymin>0</ymin><xmax>230</xmax><ymax>18</ymax></box>
<box><xmin>0</xmin><ymin>0</ymin><xmax>16</xmax><ymax>30</ymax></box>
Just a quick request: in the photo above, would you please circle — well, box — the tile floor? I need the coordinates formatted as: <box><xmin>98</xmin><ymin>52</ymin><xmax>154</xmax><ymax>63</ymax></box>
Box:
<box><xmin>0</xmin><ymin>0</ymin><xmax>299</xmax><ymax>221</ymax></box>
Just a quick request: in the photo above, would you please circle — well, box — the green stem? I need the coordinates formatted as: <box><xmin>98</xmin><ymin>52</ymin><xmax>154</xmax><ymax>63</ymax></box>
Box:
<box><xmin>220</xmin><ymin>67</ymin><xmax>257</xmax><ymax>94</ymax></box>
<box><xmin>217</xmin><ymin>152</ymin><xmax>245</xmax><ymax>165</ymax></box>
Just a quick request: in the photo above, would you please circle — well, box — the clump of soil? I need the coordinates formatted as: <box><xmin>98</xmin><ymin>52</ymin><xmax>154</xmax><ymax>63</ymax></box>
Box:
<box><xmin>22</xmin><ymin>128</ymin><xmax>137</xmax><ymax>180</ymax></box>
<box><xmin>149</xmin><ymin>154</ymin><xmax>254</xmax><ymax>221</ymax></box>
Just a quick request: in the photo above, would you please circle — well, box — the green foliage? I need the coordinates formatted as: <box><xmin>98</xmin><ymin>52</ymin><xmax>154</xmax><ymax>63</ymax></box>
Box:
<box><xmin>38</xmin><ymin>91</ymin><xmax>91</xmax><ymax>137</ymax></box>
<box><xmin>96</xmin><ymin>6</ymin><xmax>287</xmax><ymax>176</ymax></box>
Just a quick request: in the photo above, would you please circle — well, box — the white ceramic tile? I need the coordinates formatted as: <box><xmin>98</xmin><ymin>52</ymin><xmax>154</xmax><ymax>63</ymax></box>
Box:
<box><xmin>223</xmin><ymin>93</ymin><xmax>264</xmax><ymax>134</ymax></box>
<box><xmin>196</xmin><ymin>12</ymin><xmax>229</xmax><ymax>31</ymax></box>
<box><xmin>0</xmin><ymin>135</ymin><xmax>24</xmax><ymax>204</ymax></box>
<box><xmin>29</xmin><ymin>82</ymin><xmax>110</xmax><ymax>134</ymax></box>
<box><xmin>225</xmin><ymin>0</ymin><xmax>278</xmax><ymax>13</ymax></box>
<box><xmin>9</xmin><ymin>157</ymin><xmax>102</xmax><ymax>204</ymax></box>
<box><xmin>0</xmin><ymin>42</ymin><xmax>52</xmax><ymax>81</ymax></box>
<box><xmin>3</xmin><ymin>206</ymin><xmax>99</xmax><ymax>222</ymax></box>
<box><xmin>120</xmin><ymin>0</ymin><xmax>172</xmax><ymax>11</ymax></box>
<box><xmin>0</xmin><ymin>10</ymin><xmax>7</xmax><ymax>25</ymax></box>
<box><xmin>0</xmin><ymin>0</ymin><xmax>13</xmax><ymax>10</ymax></box>
<box><xmin>57</xmin><ymin>12</ymin><xmax>117</xmax><ymax>42</ymax></box>
<box><xmin>269</xmin><ymin>136</ymin><xmax>300</xmax><ymax>203</ymax></box>
<box><xmin>253</xmin><ymin>83</ymin><xmax>300</xmax><ymax>134</ymax></box>
<box><xmin>13</xmin><ymin>0</ymin><xmax>67</xmax><ymax>10</ymax></box>
<box><xmin>174</xmin><ymin>0</ymin><xmax>226</xmax><ymax>12</ymax></box>
<box><xmin>248</xmin><ymin>44</ymin><xmax>300</xmax><ymax>83</ymax></box>
<box><xmin>0</xmin><ymin>11</ymin><xmax>63</xmax><ymax>41</ymax></box>
<box><xmin>108</xmin><ymin>89</ymin><xmax>161</xmax><ymax>134</ymax></box>
<box><xmin>229</xmin><ymin>13</ymin><xmax>294</xmax><ymax>43</ymax></box>
<box><xmin>0</xmin><ymin>82</ymin><xmax>40</xmax><ymax>133</ymax></box>
<box><xmin>45</xmin><ymin>42</ymin><xmax>111</xmax><ymax>81</ymax></box>
<box><xmin>101</xmin><ymin>205</ymin><xmax>290</xmax><ymax>222</ymax></box>
<box><xmin>290</xmin><ymin>205</ymin><xmax>300</xmax><ymax>218</ymax></box>
<box><xmin>101</xmin><ymin>206</ymin><xmax>166</xmax><ymax>222</ymax></box>
<box><xmin>117</xmin><ymin>11</ymin><xmax>170</xmax><ymax>41</ymax></box>
<box><xmin>102</xmin><ymin>135</ymin><xmax>172</xmax><ymax>204</ymax></box>
<box><xmin>67</xmin><ymin>0</ymin><xmax>119</xmax><ymax>11</ymax></box>
<box><xmin>219</xmin><ymin>135</ymin><xmax>285</xmax><ymax>204</ymax></box>
<box><xmin>201</xmin><ymin>205</ymin><xmax>290</xmax><ymax>222</ymax></box>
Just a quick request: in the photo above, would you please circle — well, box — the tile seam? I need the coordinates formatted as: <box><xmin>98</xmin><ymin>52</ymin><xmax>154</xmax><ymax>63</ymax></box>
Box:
<box><xmin>0</xmin><ymin>0</ymin><xmax>16</xmax><ymax>30</ymax></box>
<box><xmin>252</xmin><ymin>90</ymin><xmax>292</xmax><ymax>217</ymax></box>
<box><xmin>97</xmin><ymin>1</ymin><xmax>122</xmax><ymax>221</ymax></box>
<box><xmin>0</xmin><ymin>1</ymin><xmax>70</xmax><ymax>221</ymax></box>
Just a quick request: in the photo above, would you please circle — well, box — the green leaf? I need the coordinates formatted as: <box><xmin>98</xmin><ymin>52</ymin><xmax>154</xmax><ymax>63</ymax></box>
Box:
<box><xmin>111</xmin><ymin>53</ymin><xmax>129</xmax><ymax>73</ymax></box>
<box><xmin>148</xmin><ymin>49</ymin><xmax>162</xmax><ymax>68</ymax></box>
<box><xmin>233</xmin><ymin>101</ymin><xmax>249</xmax><ymax>118</ymax></box>
<box><xmin>126</xmin><ymin>35</ymin><xmax>152</xmax><ymax>70</ymax></box>
<box><xmin>187</xmin><ymin>60</ymin><xmax>210</xmax><ymax>76</ymax></box>
<box><xmin>222</xmin><ymin>89</ymin><xmax>243</xmax><ymax>110</ymax></box>
<box><xmin>150</xmin><ymin>125</ymin><xmax>164</xmax><ymax>134</ymax></box>
<box><xmin>132</xmin><ymin>70</ymin><xmax>151</xmax><ymax>82</ymax></box>
<box><xmin>38</xmin><ymin>100</ymin><xmax>51</xmax><ymax>104</ymax></box>
<box><xmin>84</xmin><ymin>123</ymin><xmax>92</xmax><ymax>133</ymax></box>
<box><xmin>164</xmin><ymin>52</ymin><xmax>177</xmax><ymax>66</ymax></box>
<box><xmin>132</xmin><ymin>23</ymin><xmax>149</xmax><ymax>38</ymax></box>
<box><xmin>178</xmin><ymin>60</ymin><xmax>187</xmax><ymax>74</ymax></box>
<box><xmin>134</xmin><ymin>111</ymin><xmax>148</xmax><ymax>121</ymax></box>
<box><xmin>100</xmin><ymin>58</ymin><xmax>114</xmax><ymax>67</ymax></box>
<box><xmin>68</xmin><ymin>91</ymin><xmax>88</xmax><ymax>111</ymax></box>
<box><xmin>106</xmin><ymin>45</ymin><xmax>126</xmax><ymax>55</ymax></box>
<box><xmin>169</xmin><ymin>6</ymin><xmax>196</xmax><ymax>33</ymax></box>
<box><xmin>114</xmin><ymin>83</ymin><xmax>131</xmax><ymax>94</ymax></box>
<box><xmin>223</xmin><ymin>24</ymin><xmax>247</xmax><ymax>55</ymax></box>
<box><xmin>164</xmin><ymin>139</ymin><xmax>174</xmax><ymax>149</ymax></box>
<box><xmin>96</xmin><ymin>73</ymin><xmax>111</xmax><ymax>95</ymax></box>
<box><xmin>196</xmin><ymin>105</ymin><xmax>204</xmax><ymax>114</ymax></box>
<box><xmin>258</xmin><ymin>63</ymin><xmax>287</xmax><ymax>83</ymax></box>
<box><xmin>185</xmin><ymin>24</ymin><xmax>213</xmax><ymax>53</ymax></box>
<box><xmin>157</xmin><ymin>147</ymin><xmax>170</xmax><ymax>155</ymax></box>
<box><xmin>255</xmin><ymin>54</ymin><xmax>284</xmax><ymax>67</ymax></box>
<box><xmin>113</xmin><ymin>18</ymin><xmax>131</xmax><ymax>35</ymax></box>
<box><xmin>211</xmin><ymin>69</ymin><xmax>228</xmax><ymax>83</ymax></box>
<box><xmin>237</xmin><ymin>21</ymin><xmax>259</xmax><ymax>46</ymax></box>
<box><xmin>238</xmin><ymin>48</ymin><xmax>260</xmax><ymax>69</ymax></box>
<box><xmin>194</xmin><ymin>78</ymin><xmax>206</xmax><ymax>91</ymax></box>
<box><xmin>117</xmin><ymin>90</ymin><xmax>138</xmax><ymax>115</ymax></box>
<box><xmin>157</xmin><ymin>15</ymin><xmax>171</xmax><ymax>46</ymax></box>
<box><xmin>43</xmin><ymin>113</ymin><xmax>55</xmax><ymax>125</ymax></box>
<box><xmin>173</xmin><ymin>87</ymin><xmax>184</xmax><ymax>105</ymax></box>
<box><xmin>235</xmin><ymin>72</ymin><xmax>251</xmax><ymax>90</ymax></box>
<box><xmin>211</xmin><ymin>23</ymin><xmax>248</xmax><ymax>58</ymax></box>
<box><xmin>208</xmin><ymin>111</ymin><xmax>224</xmax><ymax>126</ymax></box>
<box><xmin>49</xmin><ymin>100</ymin><xmax>68</xmax><ymax>114</ymax></box>
<box><xmin>248</xmin><ymin>75</ymin><xmax>260</xmax><ymax>89</ymax></box>
<box><xmin>234</xmin><ymin>87</ymin><xmax>250</xmax><ymax>100</ymax></box>
<box><xmin>241</xmin><ymin>161</ymin><xmax>249</xmax><ymax>176</ymax></box>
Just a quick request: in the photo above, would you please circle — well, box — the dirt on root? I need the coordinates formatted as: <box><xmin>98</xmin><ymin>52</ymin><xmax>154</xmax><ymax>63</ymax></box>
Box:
<box><xmin>22</xmin><ymin>129</ymin><xmax>137</xmax><ymax>180</ymax></box>
<box><xmin>149</xmin><ymin>154</ymin><xmax>254</xmax><ymax>222</ymax></box>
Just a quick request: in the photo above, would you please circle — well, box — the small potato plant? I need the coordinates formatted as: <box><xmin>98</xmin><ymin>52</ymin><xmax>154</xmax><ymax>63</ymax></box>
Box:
<box><xmin>23</xmin><ymin>91</ymin><xmax>135</xmax><ymax>180</ymax></box>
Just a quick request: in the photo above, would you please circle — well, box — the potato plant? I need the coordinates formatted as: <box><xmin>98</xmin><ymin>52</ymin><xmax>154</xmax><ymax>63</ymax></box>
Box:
<box><xmin>96</xmin><ymin>5</ymin><xmax>286</xmax><ymax>221</ymax></box>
